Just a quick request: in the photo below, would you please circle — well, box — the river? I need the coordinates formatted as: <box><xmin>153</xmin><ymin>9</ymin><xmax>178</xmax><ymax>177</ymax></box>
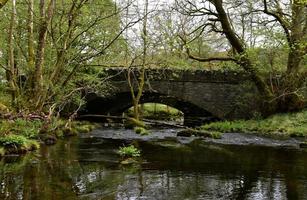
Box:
<box><xmin>0</xmin><ymin>128</ymin><xmax>307</xmax><ymax>200</ymax></box>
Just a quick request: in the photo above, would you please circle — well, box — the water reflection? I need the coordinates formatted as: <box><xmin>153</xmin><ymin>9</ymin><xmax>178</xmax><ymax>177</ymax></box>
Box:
<box><xmin>0</xmin><ymin>133</ymin><xmax>306</xmax><ymax>200</ymax></box>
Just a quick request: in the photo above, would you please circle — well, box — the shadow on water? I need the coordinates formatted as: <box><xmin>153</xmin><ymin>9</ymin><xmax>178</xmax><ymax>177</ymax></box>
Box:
<box><xmin>0</xmin><ymin>128</ymin><xmax>307</xmax><ymax>200</ymax></box>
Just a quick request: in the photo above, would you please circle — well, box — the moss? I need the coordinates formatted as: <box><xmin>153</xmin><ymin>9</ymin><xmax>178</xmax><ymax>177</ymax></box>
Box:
<box><xmin>0</xmin><ymin>117</ymin><xmax>97</xmax><ymax>156</ymax></box>
<box><xmin>74</xmin><ymin>123</ymin><xmax>97</xmax><ymax>133</ymax></box>
<box><xmin>177</xmin><ymin>128</ymin><xmax>222</xmax><ymax>139</ymax></box>
<box><xmin>126</xmin><ymin>103</ymin><xmax>183</xmax><ymax>121</ymax></box>
<box><xmin>124</xmin><ymin>118</ymin><xmax>146</xmax><ymax>129</ymax></box>
<box><xmin>0</xmin><ymin>135</ymin><xmax>40</xmax><ymax>154</ymax></box>
<box><xmin>0</xmin><ymin>102</ymin><xmax>9</xmax><ymax>114</ymax></box>
<box><xmin>0</xmin><ymin>147</ymin><xmax>5</xmax><ymax>157</ymax></box>
<box><xmin>23</xmin><ymin>140</ymin><xmax>40</xmax><ymax>151</ymax></box>
<box><xmin>134</xmin><ymin>127</ymin><xmax>150</xmax><ymax>135</ymax></box>
<box><xmin>201</xmin><ymin>109</ymin><xmax>307</xmax><ymax>137</ymax></box>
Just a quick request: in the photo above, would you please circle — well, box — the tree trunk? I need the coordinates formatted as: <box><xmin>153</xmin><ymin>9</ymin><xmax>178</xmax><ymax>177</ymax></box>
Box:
<box><xmin>7</xmin><ymin>0</ymin><xmax>18</xmax><ymax>108</ymax></box>
<box><xmin>212</xmin><ymin>0</ymin><xmax>273</xmax><ymax>101</ymax></box>
<box><xmin>33</xmin><ymin>0</ymin><xmax>54</xmax><ymax>110</ymax></box>
<box><xmin>28</xmin><ymin>0</ymin><xmax>35</xmax><ymax>72</ymax></box>
<box><xmin>127</xmin><ymin>0</ymin><xmax>149</xmax><ymax>121</ymax></box>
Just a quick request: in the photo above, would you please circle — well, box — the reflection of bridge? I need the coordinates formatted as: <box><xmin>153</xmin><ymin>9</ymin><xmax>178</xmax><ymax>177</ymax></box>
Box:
<box><xmin>80</xmin><ymin>68</ymin><xmax>260</xmax><ymax>126</ymax></box>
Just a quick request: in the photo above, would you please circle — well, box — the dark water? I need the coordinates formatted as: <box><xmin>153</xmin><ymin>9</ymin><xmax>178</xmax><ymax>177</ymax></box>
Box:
<box><xmin>0</xmin><ymin>128</ymin><xmax>307</xmax><ymax>200</ymax></box>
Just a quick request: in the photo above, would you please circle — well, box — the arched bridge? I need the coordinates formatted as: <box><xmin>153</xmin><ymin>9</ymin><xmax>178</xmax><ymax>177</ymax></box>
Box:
<box><xmin>80</xmin><ymin>68</ymin><xmax>260</xmax><ymax>126</ymax></box>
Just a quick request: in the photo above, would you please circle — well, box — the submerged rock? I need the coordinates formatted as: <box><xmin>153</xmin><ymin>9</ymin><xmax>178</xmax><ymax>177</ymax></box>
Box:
<box><xmin>120</xmin><ymin>157</ymin><xmax>139</xmax><ymax>165</ymax></box>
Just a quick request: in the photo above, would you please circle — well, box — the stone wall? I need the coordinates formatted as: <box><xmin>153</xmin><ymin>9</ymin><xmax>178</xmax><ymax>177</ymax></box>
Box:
<box><xmin>83</xmin><ymin>68</ymin><xmax>261</xmax><ymax>126</ymax></box>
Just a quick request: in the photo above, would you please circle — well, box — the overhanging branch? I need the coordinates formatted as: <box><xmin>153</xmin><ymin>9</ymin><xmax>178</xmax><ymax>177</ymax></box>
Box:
<box><xmin>263</xmin><ymin>0</ymin><xmax>291</xmax><ymax>45</ymax></box>
<box><xmin>179</xmin><ymin>34</ymin><xmax>237</xmax><ymax>63</ymax></box>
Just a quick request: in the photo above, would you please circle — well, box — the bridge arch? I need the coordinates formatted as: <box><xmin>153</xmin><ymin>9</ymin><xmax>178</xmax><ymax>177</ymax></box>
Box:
<box><xmin>81</xmin><ymin>91</ymin><xmax>219</xmax><ymax>126</ymax></box>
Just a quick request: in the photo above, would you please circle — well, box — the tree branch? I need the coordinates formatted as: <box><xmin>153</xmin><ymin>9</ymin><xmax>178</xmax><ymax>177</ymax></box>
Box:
<box><xmin>263</xmin><ymin>0</ymin><xmax>291</xmax><ymax>45</ymax></box>
<box><xmin>179</xmin><ymin>34</ymin><xmax>237</xmax><ymax>63</ymax></box>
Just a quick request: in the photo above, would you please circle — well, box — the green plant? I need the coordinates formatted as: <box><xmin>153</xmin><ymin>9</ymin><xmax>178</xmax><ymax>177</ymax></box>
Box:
<box><xmin>0</xmin><ymin>134</ymin><xmax>39</xmax><ymax>152</ymax></box>
<box><xmin>118</xmin><ymin>145</ymin><xmax>141</xmax><ymax>158</ymax></box>
<box><xmin>134</xmin><ymin>127</ymin><xmax>150</xmax><ymax>135</ymax></box>
<box><xmin>0</xmin><ymin>147</ymin><xmax>5</xmax><ymax>156</ymax></box>
<box><xmin>201</xmin><ymin>109</ymin><xmax>307</xmax><ymax>137</ymax></box>
<box><xmin>0</xmin><ymin>135</ymin><xmax>28</xmax><ymax>147</ymax></box>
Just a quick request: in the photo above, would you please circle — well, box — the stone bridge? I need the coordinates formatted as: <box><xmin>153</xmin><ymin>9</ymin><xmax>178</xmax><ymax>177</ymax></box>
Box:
<box><xmin>80</xmin><ymin>68</ymin><xmax>260</xmax><ymax>126</ymax></box>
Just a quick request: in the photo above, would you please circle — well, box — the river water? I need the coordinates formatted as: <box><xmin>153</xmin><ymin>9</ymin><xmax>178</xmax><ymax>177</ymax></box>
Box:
<box><xmin>0</xmin><ymin>128</ymin><xmax>307</xmax><ymax>200</ymax></box>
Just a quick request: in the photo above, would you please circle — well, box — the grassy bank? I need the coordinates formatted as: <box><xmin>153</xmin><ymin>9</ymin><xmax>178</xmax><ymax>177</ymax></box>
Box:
<box><xmin>126</xmin><ymin>103</ymin><xmax>183</xmax><ymax>121</ymax></box>
<box><xmin>201</xmin><ymin>109</ymin><xmax>307</xmax><ymax>138</ymax></box>
<box><xmin>0</xmin><ymin>118</ymin><xmax>97</xmax><ymax>157</ymax></box>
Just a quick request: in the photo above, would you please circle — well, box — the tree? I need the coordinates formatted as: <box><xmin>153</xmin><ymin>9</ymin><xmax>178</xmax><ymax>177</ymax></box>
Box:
<box><xmin>0</xmin><ymin>0</ymin><xmax>137</xmax><ymax>116</ymax></box>
<box><xmin>126</xmin><ymin>0</ymin><xmax>149</xmax><ymax>120</ymax></box>
<box><xmin>176</xmin><ymin>0</ymin><xmax>306</xmax><ymax>113</ymax></box>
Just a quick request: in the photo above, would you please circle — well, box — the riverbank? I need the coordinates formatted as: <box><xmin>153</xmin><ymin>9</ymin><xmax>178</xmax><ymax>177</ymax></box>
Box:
<box><xmin>0</xmin><ymin>117</ymin><xmax>97</xmax><ymax>157</ymax></box>
<box><xmin>201</xmin><ymin>109</ymin><xmax>307</xmax><ymax>138</ymax></box>
<box><xmin>2</xmin><ymin>109</ymin><xmax>307</xmax><ymax>157</ymax></box>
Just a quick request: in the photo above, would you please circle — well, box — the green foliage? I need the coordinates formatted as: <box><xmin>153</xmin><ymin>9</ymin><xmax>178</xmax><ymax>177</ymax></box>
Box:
<box><xmin>0</xmin><ymin>134</ymin><xmax>39</xmax><ymax>152</ymax></box>
<box><xmin>0</xmin><ymin>135</ymin><xmax>28</xmax><ymax>147</ymax></box>
<box><xmin>74</xmin><ymin>122</ymin><xmax>96</xmax><ymax>133</ymax></box>
<box><xmin>13</xmin><ymin>119</ymin><xmax>42</xmax><ymax>138</ymax></box>
<box><xmin>177</xmin><ymin>128</ymin><xmax>221</xmax><ymax>139</ymax></box>
<box><xmin>45</xmin><ymin>119</ymin><xmax>97</xmax><ymax>138</ymax></box>
<box><xmin>210</xmin><ymin>131</ymin><xmax>222</xmax><ymax>139</ymax></box>
<box><xmin>0</xmin><ymin>117</ymin><xmax>96</xmax><ymax>155</ymax></box>
<box><xmin>201</xmin><ymin>109</ymin><xmax>307</xmax><ymax>137</ymax></box>
<box><xmin>124</xmin><ymin>118</ymin><xmax>146</xmax><ymax>129</ymax></box>
<box><xmin>134</xmin><ymin>127</ymin><xmax>150</xmax><ymax>135</ymax></box>
<box><xmin>0</xmin><ymin>119</ymin><xmax>42</xmax><ymax>139</ymax></box>
<box><xmin>0</xmin><ymin>147</ymin><xmax>5</xmax><ymax>156</ymax></box>
<box><xmin>118</xmin><ymin>145</ymin><xmax>141</xmax><ymax>158</ymax></box>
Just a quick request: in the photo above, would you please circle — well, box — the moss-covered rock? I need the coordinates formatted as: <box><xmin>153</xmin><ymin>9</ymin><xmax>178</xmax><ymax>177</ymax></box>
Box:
<box><xmin>134</xmin><ymin>127</ymin><xmax>150</xmax><ymax>135</ymax></box>
<box><xmin>120</xmin><ymin>157</ymin><xmax>139</xmax><ymax>165</ymax></box>
<box><xmin>0</xmin><ymin>147</ymin><xmax>5</xmax><ymax>157</ymax></box>
<box><xmin>177</xmin><ymin>128</ymin><xmax>221</xmax><ymax>139</ymax></box>
<box><xmin>0</xmin><ymin>134</ymin><xmax>40</xmax><ymax>154</ymax></box>
<box><xmin>124</xmin><ymin>118</ymin><xmax>146</xmax><ymax>129</ymax></box>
